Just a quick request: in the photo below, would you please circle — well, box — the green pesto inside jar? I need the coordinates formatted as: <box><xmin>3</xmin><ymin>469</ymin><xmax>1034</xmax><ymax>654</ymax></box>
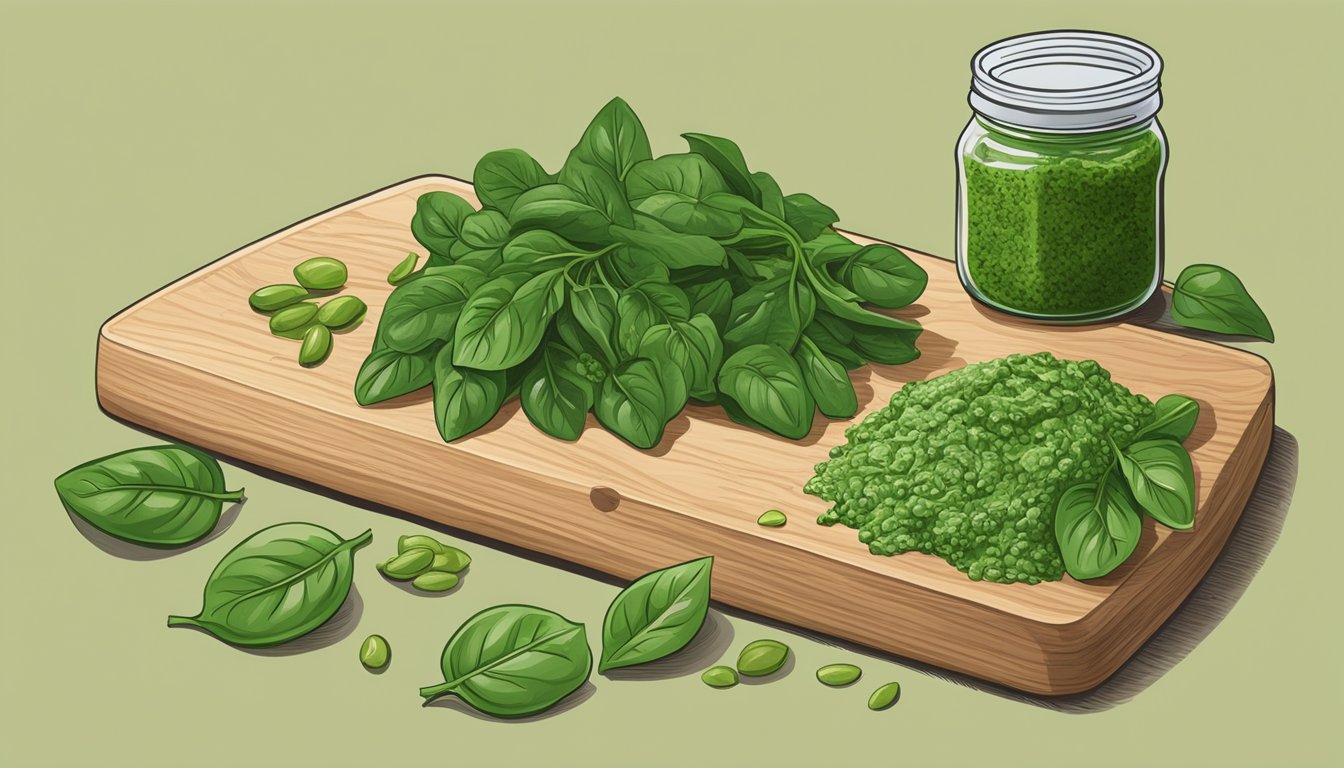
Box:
<box><xmin>958</xmin><ymin>118</ymin><xmax>1165</xmax><ymax>320</ymax></box>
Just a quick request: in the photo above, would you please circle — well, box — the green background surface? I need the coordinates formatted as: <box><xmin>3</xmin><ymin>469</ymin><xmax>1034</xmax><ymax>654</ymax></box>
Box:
<box><xmin>2</xmin><ymin>1</ymin><xmax>1340</xmax><ymax>765</ymax></box>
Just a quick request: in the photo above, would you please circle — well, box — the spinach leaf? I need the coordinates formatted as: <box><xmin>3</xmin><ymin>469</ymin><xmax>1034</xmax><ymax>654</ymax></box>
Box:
<box><xmin>595</xmin><ymin>359</ymin><xmax>671</xmax><ymax>449</ymax></box>
<box><xmin>684</xmin><ymin>278</ymin><xmax>734</xmax><ymax>333</ymax></box>
<box><xmin>433</xmin><ymin>344</ymin><xmax>509</xmax><ymax>442</ymax></box>
<box><xmin>616</xmin><ymin>282</ymin><xmax>691</xmax><ymax>358</ymax></box>
<box><xmin>502</xmin><ymin>231</ymin><xmax>598</xmax><ymax>273</ymax></box>
<box><xmin>461</xmin><ymin>209</ymin><xmax>512</xmax><ymax>249</ymax></box>
<box><xmin>794</xmin><ymin>336</ymin><xmax>858</xmax><ymax>418</ymax></box>
<box><xmin>836</xmin><ymin>244</ymin><xmax>928</xmax><ymax>309</ymax></box>
<box><xmin>1054</xmin><ymin>474</ymin><xmax>1143</xmax><ymax>580</ymax></box>
<box><xmin>411</xmin><ymin>192</ymin><xmax>475</xmax><ymax>264</ymax></box>
<box><xmin>168</xmin><ymin>523</ymin><xmax>372</xmax><ymax>647</ymax></box>
<box><xmin>355</xmin><ymin>341</ymin><xmax>440</xmax><ymax>405</ymax></box>
<box><xmin>610</xmin><ymin>214</ymin><xmax>726</xmax><ymax>269</ymax></box>
<box><xmin>599</xmin><ymin>556</ymin><xmax>713</xmax><ymax>672</ymax></box>
<box><xmin>567</xmin><ymin>96</ymin><xmax>651</xmax><ymax>182</ymax></box>
<box><xmin>624</xmin><ymin>154</ymin><xmax>741</xmax><ymax>237</ymax></box>
<box><xmin>639</xmin><ymin>315</ymin><xmax>724</xmax><ymax>401</ymax></box>
<box><xmin>751</xmin><ymin>171</ymin><xmax>786</xmax><ymax>219</ymax></box>
<box><xmin>682</xmin><ymin>132</ymin><xmax>761</xmax><ymax>203</ymax></box>
<box><xmin>804</xmin><ymin>320</ymin><xmax>865</xmax><ymax>369</ymax></box>
<box><xmin>722</xmin><ymin>275</ymin><xmax>815</xmax><ymax>355</ymax></box>
<box><xmin>805</xmin><ymin>231</ymin><xmax>862</xmax><ymax>269</ymax></box>
<box><xmin>474</xmin><ymin>148</ymin><xmax>552</xmax><ymax>216</ymax></box>
<box><xmin>510</xmin><ymin>184</ymin><xmax>615</xmax><ymax>245</ymax></box>
<box><xmin>844</xmin><ymin>319</ymin><xmax>920</xmax><ymax>365</ymax></box>
<box><xmin>454</xmin><ymin>270</ymin><xmax>565</xmax><ymax>370</ymax></box>
<box><xmin>520</xmin><ymin>343</ymin><xmax>595</xmax><ymax>441</ymax></box>
<box><xmin>55</xmin><ymin>445</ymin><xmax>242</xmax><ymax>547</ymax></box>
<box><xmin>718</xmin><ymin>344</ymin><xmax>815</xmax><ymax>439</ymax></box>
<box><xmin>570</xmin><ymin>284</ymin><xmax>621</xmax><ymax>366</ymax></box>
<box><xmin>782</xmin><ymin>193</ymin><xmax>839</xmax><ymax>242</ymax></box>
<box><xmin>558</xmin><ymin>156</ymin><xmax>634</xmax><ymax>227</ymax></box>
<box><xmin>380</xmin><ymin>266</ymin><xmax>487</xmax><ymax>353</ymax></box>
<box><xmin>604</xmin><ymin>244</ymin><xmax>670</xmax><ymax>288</ymax></box>
<box><xmin>1170</xmin><ymin>264</ymin><xmax>1274</xmax><ymax>342</ymax></box>
<box><xmin>1138</xmin><ymin>394</ymin><xmax>1200</xmax><ymax>442</ymax></box>
<box><xmin>419</xmin><ymin>604</ymin><xmax>592</xmax><ymax>718</ymax></box>
<box><xmin>1117</xmin><ymin>439</ymin><xmax>1196</xmax><ymax>530</ymax></box>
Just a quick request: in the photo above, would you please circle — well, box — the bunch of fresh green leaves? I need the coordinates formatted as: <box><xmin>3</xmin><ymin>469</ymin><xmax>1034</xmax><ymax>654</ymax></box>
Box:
<box><xmin>1054</xmin><ymin>394</ymin><xmax>1200</xmax><ymax>579</ymax></box>
<box><xmin>356</xmin><ymin>97</ymin><xmax>926</xmax><ymax>447</ymax></box>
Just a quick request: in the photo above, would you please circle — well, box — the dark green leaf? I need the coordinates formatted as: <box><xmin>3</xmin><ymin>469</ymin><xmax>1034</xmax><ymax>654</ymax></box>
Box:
<box><xmin>599</xmin><ymin>556</ymin><xmax>713</xmax><ymax>672</ymax></box>
<box><xmin>379</xmin><ymin>266</ymin><xmax>487</xmax><ymax>353</ymax></box>
<box><xmin>804</xmin><ymin>320</ymin><xmax>865</xmax><ymax>369</ymax></box>
<box><xmin>567</xmin><ymin>96</ymin><xmax>651</xmax><ymax>182</ymax></box>
<box><xmin>805</xmin><ymin>231</ymin><xmax>861</xmax><ymax>269</ymax></box>
<box><xmin>625</xmin><ymin>154</ymin><xmax>741</xmax><ymax>237</ymax></box>
<box><xmin>843</xmin><ymin>319</ymin><xmax>920</xmax><ymax>365</ymax></box>
<box><xmin>461</xmin><ymin>209</ymin><xmax>512</xmax><ymax>249</ymax></box>
<box><xmin>510</xmin><ymin>184</ymin><xmax>615</xmax><ymax>245</ymax></box>
<box><xmin>1054</xmin><ymin>474</ymin><xmax>1143</xmax><ymax>580</ymax></box>
<box><xmin>355</xmin><ymin>341</ymin><xmax>439</xmax><ymax>405</ymax></box>
<box><xmin>520</xmin><ymin>343</ymin><xmax>595</xmax><ymax>441</ymax></box>
<box><xmin>418</xmin><ymin>604</ymin><xmax>592</xmax><ymax>718</ymax></box>
<box><xmin>603</xmin><ymin>244</ymin><xmax>669</xmax><ymax>287</ymax></box>
<box><xmin>836</xmin><ymin>244</ymin><xmax>928</xmax><ymax>308</ymax></box>
<box><xmin>595</xmin><ymin>359</ymin><xmax>671</xmax><ymax>448</ymax></box>
<box><xmin>502</xmin><ymin>231</ymin><xmax>599</xmax><ymax>271</ymax></box>
<box><xmin>454</xmin><ymin>270</ymin><xmax>565</xmax><ymax>370</ymax></box>
<box><xmin>617</xmin><ymin>282</ymin><xmax>691</xmax><ymax>358</ymax></box>
<box><xmin>718</xmin><ymin>344</ymin><xmax>815</xmax><ymax>439</ymax></box>
<box><xmin>1170</xmin><ymin>264</ymin><xmax>1274</xmax><ymax>342</ymax></box>
<box><xmin>558</xmin><ymin>156</ymin><xmax>634</xmax><ymax>227</ymax></box>
<box><xmin>722</xmin><ymin>275</ymin><xmax>815</xmax><ymax>355</ymax></box>
<box><xmin>411</xmin><ymin>192</ymin><xmax>475</xmax><ymax>262</ymax></box>
<box><xmin>1138</xmin><ymin>394</ymin><xmax>1201</xmax><ymax>442</ymax></box>
<box><xmin>570</xmin><ymin>284</ymin><xmax>621</xmax><ymax>366</ymax></box>
<box><xmin>168</xmin><ymin>523</ymin><xmax>372</xmax><ymax>647</ymax></box>
<box><xmin>682</xmin><ymin>132</ymin><xmax>760</xmax><ymax>203</ymax></box>
<box><xmin>684</xmin><ymin>278</ymin><xmax>734</xmax><ymax>334</ymax></box>
<box><xmin>433</xmin><ymin>344</ymin><xmax>509</xmax><ymax>442</ymax></box>
<box><xmin>794</xmin><ymin>336</ymin><xmax>857</xmax><ymax>418</ymax></box>
<box><xmin>639</xmin><ymin>314</ymin><xmax>723</xmax><ymax>400</ymax></box>
<box><xmin>610</xmin><ymin>214</ymin><xmax>725</xmax><ymax>269</ymax></box>
<box><xmin>54</xmin><ymin>445</ymin><xmax>242</xmax><ymax>547</ymax></box>
<box><xmin>782</xmin><ymin>193</ymin><xmax>839</xmax><ymax>242</ymax></box>
<box><xmin>751</xmin><ymin>171</ymin><xmax>785</xmax><ymax>219</ymax></box>
<box><xmin>1117</xmin><ymin>438</ymin><xmax>1196</xmax><ymax>529</ymax></box>
<box><xmin>474</xmin><ymin>149</ymin><xmax>552</xmax><ymax>216</ymax></box>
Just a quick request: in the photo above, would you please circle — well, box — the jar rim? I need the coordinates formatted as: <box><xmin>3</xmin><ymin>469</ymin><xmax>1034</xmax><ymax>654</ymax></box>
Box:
<box><xmin>970</xmin><ymin>30</ymin><xmax>1163</xmax><ymax>133</ymax></box>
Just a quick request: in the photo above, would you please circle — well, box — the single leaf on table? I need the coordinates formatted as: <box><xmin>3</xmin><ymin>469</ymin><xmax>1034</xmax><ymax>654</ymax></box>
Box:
<box><xmin>718</xmin><ymin>344</ymin><xmax>816</xmax><ymax>439</ymax></box>
<box><xmin>510</xmin><ymin>183</ymin><xmax>616</xmax><ymax>245</ymax></box>
<box><xmin>55</xmin><ymin>445</ymin><xmax>243</xmax><ymax>547</ymax></box>
<box><xmin>610</xmin><ymin>214</ymin><xmax>726</xmax><ymax>269</ymax></box>
<box><xmin>520</xmin><ymin>343</ymin><xmax>596</xmax><ymax>441</ymax></box>
<box><xmin>595</xmin><ymin>359</ymin><xmax>672</xmax><ymax>449</ymax></box>
<box><xmin>794</xmin><ymin>336</ymin><xmax>858</xmax><ymax>418</ymax></box>
<box><xmin>379</xmin><ymin>266</ymin><xmax>487</xmax><ymax>353</ymax></box>
<box><xmin>639</xmin><ymin>314</ymin><xmax>724</xmax><ymax>400</ymax></box>
<box><xmin>1117</xmin><ymin>438</ymin><xmax>1197</xmax><ymax>529</ymax></box>
<box><xmin>566</xmin><ymin>97</ymin><xmax>652</xmax><ymax>182</ymax></box>
<box><xmin>433</xmin><ymin>344</ymin><xmax>510</xmax><ymax>442</ymax></box>
<box><xmin>599</xmin><ymin>556</ymin><xmax>714</xmax><ymax>672</ymax></box>
<box><xmin>750</xmin><ymin>171</ymin><xmax>786</xmax><ymax>219</ymax></box>
<box><xmin>836</xmin><ymin>244</ymin><xmax>928</xmax><ymax>309</ymax></box>
<box><xmin>355</xmin><ymin>341</ymin><xmax>440</xmax><ymax>405</ymax></box>
<box><xmin>1055</xmin><ymin>474</ymin><xmax>1143</xmax><ymax>580</ymax></box>
<box><xmin>411</xmin><ymin>192</ymin><xmax>476</xmax><ymax>264</ymax></box>
<box><xmin>1138</xmin><ymin>394</ymin><xmax>1201</xmax><ymax>442</ymax></box>
<box><xmin>624</xmin><ymin>154</ymin><xmax>741</xmax><ymax>237</ymax></box>
<box><xmin>419</xmin><ymin>604</ymin><xmax>592</xmax><ymax>718</ymax></box>
<box><xmin>460</xmin><ymin>209</ymin><xmax>512</xmax><ymax>249</ymax></box>
<box><xmin>474</xmin><ymin>148</ymin><xmax>552</xmax><ymax>216</ymax></box>
<box><xmin>168</xmin><ymin>523</ymin><xmax>372</xmax><ymax>647</ymax></box>
<box><xmin>454</xmin><ymin>270</ymin><xmax>565</xmax><ymax>371</ymax></box>
<box><xmin>682</xmin><ymin>132</ymin><xmax>761</xmax><ymax>203</ymax></box>
<box><xmin>1170</xmin><ymin>264</ymin><xmax>1274</xmax><ymax>342</ymax></box>
<box><xmin>782</xmin><ymin>193</ymin><xmax>839</xmax><ymax>242</ymax></box>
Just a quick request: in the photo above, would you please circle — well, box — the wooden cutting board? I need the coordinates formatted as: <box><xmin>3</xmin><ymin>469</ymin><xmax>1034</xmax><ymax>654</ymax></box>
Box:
<box><xmin>96</xmin><ymin>175</ymin><xmax>1274</xmax><ymax>695</ymax></box>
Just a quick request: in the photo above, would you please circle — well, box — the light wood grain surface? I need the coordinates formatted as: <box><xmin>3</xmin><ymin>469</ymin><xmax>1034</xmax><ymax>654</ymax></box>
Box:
<box><xmin>95</xmin><ymin>176</ymin><xmax>1274</xmax><ymax>695</ymax></box>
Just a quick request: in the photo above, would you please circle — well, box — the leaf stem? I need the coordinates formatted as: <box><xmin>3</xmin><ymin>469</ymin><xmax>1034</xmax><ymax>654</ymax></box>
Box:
<box><xmin>166</xmin><ymin>615</ymin><xmax>202</xmax><ymax>629</ymax></box>
<box><xmin>419</xmin><ymin>681</ymin><xmax>456</xmax><ymax>702</ymax></box>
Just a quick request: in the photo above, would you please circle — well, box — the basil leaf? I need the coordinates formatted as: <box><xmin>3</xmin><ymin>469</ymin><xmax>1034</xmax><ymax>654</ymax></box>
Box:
<box><xmin>355</xmin><ymin>341</ymin><xmax>439</xmax><ymax>405</ymax></box>
<box><xmin>1054</xmin><ymin>474</ymin><xmax>1142</xmax><ymax>580</ymax></box>
<box><xmin>460</xmin><ymin>209</ymin><xmax>511</xmax><ymax>249</ymax></box>
<box><xmin>454</xmin><ymin>270</ymin><xmax>565</xmax><ymax>371</ymax></box>
<box><xmin>794</xmin><ymin>336</ymin><xmax>858</xmax><ymax>418</ymax></box>
<box><xmin>595</xmin><ymin>359</ymin><xmax>670</xmax><ymax>449</ymax></box>
<box><xmin>1138</xmin><ymin>394</ymin><xmax>1200</xmax><ymax>442</ymax></box>
<box><xmin>1170</xmin><ymin>264</ymin><xmax>1274</xmax><ymax>342</ymax></box>
<box><xmin>380</xmin><ymin>266</ymin><xmax>487</xmax><ymax>353</ymax></box>
<box><xmin>610</xmin><ymin>214</ymin><xmax>726</xmax><ymax>269</ymax></box>
<box><xmin>836</xmin><ymin>244</ymin><xmax>928</xmax><ymax>309</ymax></box>
<box><xmin>510</xmin><ymin>184</ymin><xmax>615</xmax><ymax>245</ymax></box>
<box><xmin>782</xmin><ymin>193</ymin><xmax>839</xmax><ymax>242</ymax></box>
<box><xmin>639</xmin><ymin>314</ymin><xmax>724</xmax><ymax>401</ymax></box>
<box><xmin>474</xmin><ymin>148</ymin><xmax>552</xmax><ymax>216</ymax></box>
<box><xmin>168</xmin><ymin>523</ymin><xmax>372</xmax><ymax>646</ymax></box>
<box><xmin>1117</xmin><ymin>438</ymin><xmax>1196</xmax><ymax>529</ymax></box>
<box><xmin>718</xmin><ymin>344</ymin><xmax>815</xmax><ymax>439</ymax></box>
<box><xmin>722</xmin><ymin>275</ymin><xmax>815</xmax><ymax>355</ymax></box>
<box><xmin>558</xmin><ymin>156</ymin><xmax>634</xmax><ymax>227</ymax></box>
<box><xmin>55</xmin><ymin>445</ymin><xmax>243</xmax><ymax>547</ymax></box>
<box><xmin>599</xmin><ymin>556</ymin><xmax>713</xmax><ymax>672</ymax></box>
<box><xmin>564</xmin><ymin>97</ymin><xmax>651</xmax><ymax>182</ymax></box>
<box><xmin>616</xmin><ymin>282</ymin><xmax>691</xmax><ymax>358</ymax></box>
<box><xmin>684</xmin><ymin>278</ymin><xmax>734</xmax><ymax>334</ymax></box>
<box><xmin>411</xmin><ymin>192</ymin><xmax>475</xmax><ymax>264</ymax></box>
<box><xmin>433</xmin><ymin>344</ymin><xmax>509</xmax><ymax>442</ymax></box>
<box><xmin>624</xmin><ymin>154</ymin><xmax>741</xmax><ymax>237</ymax></box>
<box><xmin>570</xmin><ymin>284</ymin><xmax>621</xmax><ymax>366</ymax></box>
<box><xmin>520</xmin><ymin>343</ymin><xmax>595</xmax><ymax>441</ymax></box>
<box><xmin>682</xmin><ymin>132</ymin><xmax>761</xmax><ymax>203</ymax></box>
<box><xmin>419</xmin><ymin>604</ymin><xmax>592</xmax><ymax>718</ymax></box>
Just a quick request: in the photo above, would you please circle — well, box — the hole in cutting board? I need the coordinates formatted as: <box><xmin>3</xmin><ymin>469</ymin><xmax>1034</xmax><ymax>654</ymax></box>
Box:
<box><xmin>589</xmin><ymin>486</ymin><xmax>622</xmax><ymax>512</ymax></box>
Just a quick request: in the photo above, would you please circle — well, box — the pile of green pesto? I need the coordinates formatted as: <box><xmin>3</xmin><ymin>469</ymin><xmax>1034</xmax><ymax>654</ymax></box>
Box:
<box><xmin>804</xmin><ymin>352</ymin><xmax>1154</xmax><ymax>584</ymax></box>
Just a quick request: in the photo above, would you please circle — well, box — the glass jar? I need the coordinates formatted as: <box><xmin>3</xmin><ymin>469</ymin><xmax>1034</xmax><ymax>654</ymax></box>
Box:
<box><xmin>956</xmin><ymin>31</ymin><xmax>1167</xmax><ymax>322</ymax></box>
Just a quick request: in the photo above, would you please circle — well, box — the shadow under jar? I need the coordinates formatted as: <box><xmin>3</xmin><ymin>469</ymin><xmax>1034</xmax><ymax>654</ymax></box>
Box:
<box><xmin>956</xmin><ymin>31</ymin><xmax>1168</xmax><ymax>322</ymax></box>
